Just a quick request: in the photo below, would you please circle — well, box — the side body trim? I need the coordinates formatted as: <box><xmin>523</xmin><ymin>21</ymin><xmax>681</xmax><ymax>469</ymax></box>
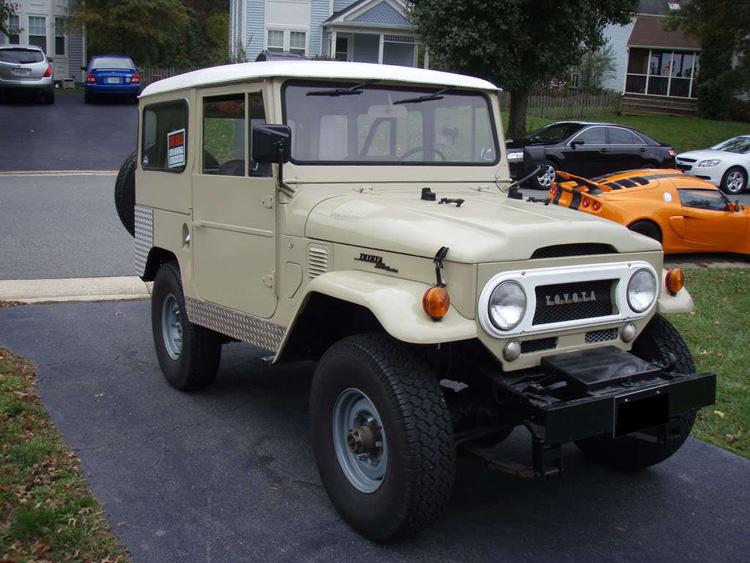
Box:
<box><xmin>185</xmin><ymin>297</ymin><xmax>286</xmax><ymax>351</ymax></box>
<box><xmin>134</xmin><ymin>205</ymin><xmax>154</xmax><ymax>275</ymax></box>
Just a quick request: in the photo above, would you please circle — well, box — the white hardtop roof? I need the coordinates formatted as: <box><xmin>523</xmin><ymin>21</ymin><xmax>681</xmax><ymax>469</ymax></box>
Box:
<box><xmin>140</xmin><ymin>60</ymin><xmax>498</xmax><ymax>97</ymax></box>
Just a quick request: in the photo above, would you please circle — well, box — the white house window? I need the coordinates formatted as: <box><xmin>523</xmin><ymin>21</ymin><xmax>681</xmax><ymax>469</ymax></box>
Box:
<box><xmin>55</xmin><ymin>17</ymin><xmax>65</xmax><ymax>56</ymax></box>
<box><xmin>289</xmin><ymin>31</ymin><xmax>306</xmax><ymax>55</ymax></box>
<box><xmin>626</xmin><ymin>48</ymin><xmax>699</xmax><ymax>99</ymax></box>
<box><xmin>267</xmin><ymin>30</ymin><xmax>284</xmax><ymax>52</ymax></box>
<box><xmin>8</xmin><ymin>15</ymin><xmax>20</xmax><ymax>44</ymax></box>
<box><xmin>28</xmin><ymin>16</ymin><xmax>47</xmax><ymax>52</ymax></box>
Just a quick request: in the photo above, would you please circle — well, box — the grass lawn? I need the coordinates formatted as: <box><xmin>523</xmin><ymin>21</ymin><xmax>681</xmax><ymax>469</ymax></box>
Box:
<box><xmin>0</xmin><ymin>348</ymin><xmax>129</xmax><ymax>561</ymax></box>
<box><xmin>506</xmin><ymin>112</ymin><xmax>749</xmax><ymax>154</ymax></box>
<box><xmin>668</xmin><ymin>268</ymin><xmax>750</xmax><ymax>458</ymax></box>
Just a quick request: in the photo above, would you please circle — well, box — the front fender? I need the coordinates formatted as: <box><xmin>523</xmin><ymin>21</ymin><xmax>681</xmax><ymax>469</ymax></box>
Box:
<box><xmin>285</xmin><ymin>270</ymin><xmax>477</xmax><ymax>347</ymax></box>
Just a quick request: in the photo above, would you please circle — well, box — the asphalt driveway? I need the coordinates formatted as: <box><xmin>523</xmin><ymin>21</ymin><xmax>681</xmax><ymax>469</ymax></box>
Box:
<box><xmin>0</xmin><ymin>300</ymin><xmax>747</xmax><ymax>562</ymax></box>
<box><xmin>0</xmin><ymin>91</ymin><xmax>137</xmax><ymax>171</ymax></box>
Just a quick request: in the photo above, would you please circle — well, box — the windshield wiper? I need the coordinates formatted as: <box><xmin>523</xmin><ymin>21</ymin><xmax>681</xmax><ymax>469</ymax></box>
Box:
<box><xmin>393</xmin><ymin>87</ymin><xmax>451</xmax><ymax>105</ymax></box>
<box><xmin>306</xmin><ymin>81</ymin><xmax>373</xmax><ymax>97</ymax></box>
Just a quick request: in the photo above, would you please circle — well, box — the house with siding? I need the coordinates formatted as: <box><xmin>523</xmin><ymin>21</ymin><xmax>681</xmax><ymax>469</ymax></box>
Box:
<box><xmin>229</xmin><ymin>0</ymin><xmax>423</xmax><ymax>67</ymax></box>
<box><xmin>601</xmin><ymin>0</ymin><xmax>699</xmax><ymax>114</ymax></box>
<box><xmin>1</xmin><ymin>0</ymin><xmax>86</xmax><ymax>84</ymax></box>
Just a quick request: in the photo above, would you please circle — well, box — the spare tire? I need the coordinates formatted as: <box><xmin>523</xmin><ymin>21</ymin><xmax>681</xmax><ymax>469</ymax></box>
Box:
<box><xmin>115</xmin><ymin>151</ymin><xmax>137</xmax><ymax>237</ymax></box>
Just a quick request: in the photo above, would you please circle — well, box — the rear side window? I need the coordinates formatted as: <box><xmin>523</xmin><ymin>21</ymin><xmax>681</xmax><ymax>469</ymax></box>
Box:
<box><xmin>142</xmin><ymin>101</ymin><xmax>188</xmax><ymax>172</ymax></box>
<box><xmin>608</xmin><ymin>128</ymin><xmax>643</xmax><ymax>145</ymax></box>
<box><xmin>0</xmin><ymin>48</ymin><xmax>44</xmax><ymax>64</ymax></box>
<box><xmin>574</xmin><ymin>127</ymin><xmax>606</xmax><ymax>144</ymax></box>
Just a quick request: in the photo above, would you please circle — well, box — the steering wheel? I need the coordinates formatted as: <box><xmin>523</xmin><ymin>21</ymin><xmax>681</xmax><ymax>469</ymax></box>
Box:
<box><xmin>398</xmin><ymin>147</ymin><xmax>447</xmax><ymax>162</ymax></box>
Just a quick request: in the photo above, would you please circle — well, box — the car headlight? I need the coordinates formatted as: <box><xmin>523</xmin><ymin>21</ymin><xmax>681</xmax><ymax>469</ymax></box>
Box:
<box><xmin>506</xmin><ymin>151</ymin><xmax>524</xmax><ymax>161</ymax></box>
<box><xmin>488</xmin><ymin>281</ymin><xmax>527</xmax><ymax>330</ymax></box>
<box><xmin>698</xmin><ymin>159</ymin><xmax>721</xmax><ymax>167</ymax></box>
<box><xmin>627</xmin><ymin>268</ymin><xmax>657</xmax><ymax>313</ymax></box>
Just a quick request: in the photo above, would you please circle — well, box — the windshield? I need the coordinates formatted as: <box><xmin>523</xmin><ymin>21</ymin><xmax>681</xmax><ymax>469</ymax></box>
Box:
<box><xmin>0</xmin><ymin>48</ymin><xmax>44</xmax><ymax>64</ymax></box>
<box><xmin>525</xmin><ymin>123</ymin><xmax>585</xmax><ymax>144</ymax></box>
<box><xmin>91</xmin><ymin>57</ymin><xmax>135</xmax><ymax>70</ymax></box>
<box><xmin>283</xmin><ymin>81</ymin><xmax>498</xmax><ymax>165</ymax></box>
<box><xmin>713</xmin><ymin>136</ymin><xmax>750</xmax><ymax>154</ymax></box>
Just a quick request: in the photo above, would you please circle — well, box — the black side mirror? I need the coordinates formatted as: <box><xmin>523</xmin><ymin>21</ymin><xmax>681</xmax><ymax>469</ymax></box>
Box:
<box><xmin>252</xmin><ymin>124</ymin><xmax>291</xmax><ymax>163</ymax></box>
<box><xmin>570</xmin><ymin>139</ymin><xmax>584</xmax><ymax>148</ymax></box>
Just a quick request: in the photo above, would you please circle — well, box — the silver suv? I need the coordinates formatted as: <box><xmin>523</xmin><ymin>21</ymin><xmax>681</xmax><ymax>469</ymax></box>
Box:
<box><xmin>0</xmin><ymin>45</ymin><xmax>54</xmax><ymax>104</ymax></box>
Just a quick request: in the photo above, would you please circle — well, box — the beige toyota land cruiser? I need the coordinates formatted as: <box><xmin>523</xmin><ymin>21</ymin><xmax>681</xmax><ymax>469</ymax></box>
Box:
<box><xmin>114</xmin><ymin>61</ymin><xmax>715</xmax><ymax>541</ymax></box>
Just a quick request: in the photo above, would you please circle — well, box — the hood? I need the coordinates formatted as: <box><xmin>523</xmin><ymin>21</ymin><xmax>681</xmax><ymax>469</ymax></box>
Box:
<box><xmin>677</xmin><ymin>149</ymin><xmax>727</xmax><ymax>161</ymax></box>
<box><xmin>305</xmin><ymin>189</ymin><xmax>660</xmax><ymax>263</ymax></box>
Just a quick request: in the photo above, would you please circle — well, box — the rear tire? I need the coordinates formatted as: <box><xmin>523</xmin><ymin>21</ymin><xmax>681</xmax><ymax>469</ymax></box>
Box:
<box><xmin>114</xmin><ymin>151</ymin><xmax>137</xmax><ymax>237</ymax></box>
<box><xmin>720</xmin><ymin>166</ymin><xmax>747</xmax><ymax>194</ymax></box>
<box><xmin>628</xmin><ymin>220</ymin><xmax>662</xmax><ymax>244</ymax></box>
<box><xmin>576</xmin><ymin>315</ymin><xmax>696</xmax><ymax>470</ymax></box>
<box><xmin>151</xmin><ymin>262</ymin><xmax>222</xmax><ymax>391</ymax></box>
<box><xmin>532</xmin><ymin>160</ymin><xmax>557</xmax><ymax>190</ymax></box>
<box><xmin>310</xmin><ymin>334</ymin><xmax>455</xmax><ymax>540</ymax></box>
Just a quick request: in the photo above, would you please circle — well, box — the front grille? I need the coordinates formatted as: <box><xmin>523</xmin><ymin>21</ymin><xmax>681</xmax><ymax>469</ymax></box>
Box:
<box><xmin>521</xmin><ymin>337</ymin><xmax>557</xmax><ymax>354</ymax></box>
<box><xmin>585</xmin><ymin>328</ymin><xmax>618</xmax><ymax>343</ymax></box>
<box><xmin>676</xmin><ymin>163</ymin><xmax>692</xmax><ymax>171</ymax></box>
<box><xmin>531</xmin><ymin>243</ymin><xmax>616</xmax><ymax>259</ymax></box>
<box><xmin>678</xmin><ymin>157</ymin><xmax>697</xmax><ymax>163</ymax></box>
<box><xmin>533</xmin><ymin>279</ymin><xmax>614</xmax><ymax>325</ymax></box>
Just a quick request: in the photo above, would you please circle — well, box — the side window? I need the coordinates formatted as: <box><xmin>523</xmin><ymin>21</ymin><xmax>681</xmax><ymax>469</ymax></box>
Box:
<box><xmin>248</xmin><ymin>92</ymin><xmax>271</xmax><ymax>176</ymax></box>
<box><xmin>203</xmin><ymin>94</ymin><xmax>245</xmax><ymax>176</ymax></box>
<box><xmin>574</xmin><ymin>127</ymin><xmax>606</xmax><ymax>145</ymax></box>
<box><xmin>608</xmin><ymin>128</ymin><xmax>640</xmax><ymax>145</ymax></box>
<box><xmin>678</xmin><ymin>189</ymin><xmax>729</xmax><ymax>211</ymax></box>
<box><xmin>142</xmin><ymin>101</ymin><xmax>188</xmax><ymax>172</ymax></box>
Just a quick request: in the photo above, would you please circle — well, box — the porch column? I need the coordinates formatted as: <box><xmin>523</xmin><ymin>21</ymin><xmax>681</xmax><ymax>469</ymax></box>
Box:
<box><xmin>331</xmin><ymin>30</ymin><xmax>337</xmax><ymax>59</ymax></box>
<box><xmin>423</xmin><ymin>46</ymin><xmax>430</xmax><ymax>69</ymax></box>
<box><xmin>378</xmin><ymin>33</ymin><xmax>384</xmax><ymax>64</ymax></box>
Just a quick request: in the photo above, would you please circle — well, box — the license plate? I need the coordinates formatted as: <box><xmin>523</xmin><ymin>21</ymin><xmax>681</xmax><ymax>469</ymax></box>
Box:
<box><xmin>11</xmin><ymin>68</ymin><xmax>30</xmax><ymax>76</ymax></box>
<box><xmin>106</xmin><ymin>77</ymin><xmax>120</xmax><ymax>84</ymax></box>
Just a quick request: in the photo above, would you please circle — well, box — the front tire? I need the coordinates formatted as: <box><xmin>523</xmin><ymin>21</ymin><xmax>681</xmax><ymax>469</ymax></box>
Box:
<box><xmin>151</xmin><ymin>262</ymin><xmax>222</xmax><ymax>391</ymax></box>
<box><xmin>720</xmin><ymin>166</ymin><xmax>747</xmax><ymax>194</ymax></box>
<box><xmin>310</xmin><ymin>334</ymin><xmax>455</xmax><ymax>540</ymax></box>
<box><xmin>628</xmin><ymin>220</ymin><xmax>663</xmax><ymax>244</ymax></box>
<box><xmin>576</xmin><ymin>315</ymin><xmax>696</xmax><ymax>470</ymax></box>
<box><xmin>532</xmin><ymin>160</ymin><xmax>557</xmax><ymax>190</ymax></box>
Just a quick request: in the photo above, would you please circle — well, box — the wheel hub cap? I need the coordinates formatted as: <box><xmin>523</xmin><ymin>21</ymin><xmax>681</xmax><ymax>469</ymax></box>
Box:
<box><xmin>332</xmin><ymin>388</ymin><xmax>388</xmax><ymax>493</ymax></box>
<box><xmin>161</xmin><ymin>294</ymin><xmax>183</xmax><ymax>360</ymax></box>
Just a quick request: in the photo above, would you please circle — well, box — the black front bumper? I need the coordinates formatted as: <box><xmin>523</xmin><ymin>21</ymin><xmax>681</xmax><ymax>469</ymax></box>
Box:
<box><xmin>505</xmin><ymin>346</ymin><xmax>716</xmax><ymax>446</ymax></box>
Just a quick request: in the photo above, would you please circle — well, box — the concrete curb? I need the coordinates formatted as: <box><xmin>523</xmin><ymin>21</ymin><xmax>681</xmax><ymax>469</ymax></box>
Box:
<box><xmin>0</xmin><ymin>277</ymin><xmax>152</xmax><ymax>304</ymax></box>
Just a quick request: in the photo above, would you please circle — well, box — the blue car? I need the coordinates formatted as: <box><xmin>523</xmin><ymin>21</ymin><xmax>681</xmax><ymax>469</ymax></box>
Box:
<box><xmin>82</xmin><ymin>55</ymin><xmax>140</xmax><ymax>104</ymax></box>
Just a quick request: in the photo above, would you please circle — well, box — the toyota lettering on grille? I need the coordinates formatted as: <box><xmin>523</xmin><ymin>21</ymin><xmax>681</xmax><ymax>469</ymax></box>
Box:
<box><xmin>545</xmin><ymin>291</ymin><xmax>596</xmax><ymax>306</ymax></box>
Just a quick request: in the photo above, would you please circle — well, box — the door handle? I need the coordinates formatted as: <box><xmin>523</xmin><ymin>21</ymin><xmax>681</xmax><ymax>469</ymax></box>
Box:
<box><xmin>639</xmin><ymin>148</ymin><xmax>647</xmax><ymax>152</ymax></box>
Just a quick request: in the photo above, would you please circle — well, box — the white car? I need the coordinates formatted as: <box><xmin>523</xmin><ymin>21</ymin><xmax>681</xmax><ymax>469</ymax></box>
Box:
<box><xmin>676</xmin><ymin>135</ymin><xmax>750</xmax><ymax>194</ymax></box>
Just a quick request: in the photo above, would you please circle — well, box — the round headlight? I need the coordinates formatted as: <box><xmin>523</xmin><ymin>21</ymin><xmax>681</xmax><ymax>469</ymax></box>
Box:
<box><xmin>627</xmin><ymin>268</ymin><xmax>657</xmax><ymax>313</ymax></box>
<box><xmin>489</xmin><ymin>281</ymin><xmax>527</xmax><ymax>330</ymax></box>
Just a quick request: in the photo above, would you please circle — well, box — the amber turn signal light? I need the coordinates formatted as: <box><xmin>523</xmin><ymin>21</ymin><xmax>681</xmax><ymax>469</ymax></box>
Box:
<box><xmin>665</xmin><ymin>268</ymin><xmax>685</xmax><ymax>296</ymax></box>
<box><xmin>423</xmin><ymin>286</ymin><xmax>450</xmax><ymax>320</ymax></box>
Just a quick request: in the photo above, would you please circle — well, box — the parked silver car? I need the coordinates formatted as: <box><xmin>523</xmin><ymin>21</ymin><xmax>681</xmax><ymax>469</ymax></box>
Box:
<box><xmin>0</xmin><ymin>45</ymin><xmax>54</xmax><ymax>104</ymax></box>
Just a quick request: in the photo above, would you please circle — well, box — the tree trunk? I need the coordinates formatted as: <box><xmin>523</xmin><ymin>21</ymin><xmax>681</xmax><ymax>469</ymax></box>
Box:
<box><xmin>507</xmin><ymin>87</ymin><xmax>531</xmax><ymax>141</ymax></box>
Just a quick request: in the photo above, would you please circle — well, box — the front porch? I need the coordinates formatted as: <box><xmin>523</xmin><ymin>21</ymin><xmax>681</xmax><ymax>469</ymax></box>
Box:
<box><xmin>321</xmin><ymin>0</ymin><xmax>426</xmax><ymax>67</ymax></box>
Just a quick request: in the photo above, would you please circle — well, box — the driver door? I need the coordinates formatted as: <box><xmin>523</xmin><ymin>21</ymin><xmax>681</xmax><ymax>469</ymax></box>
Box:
<box><xmin>677</xmin><ymin>188</ymin><xmax>749</xmax><ymax>249</ymax></box>
<box><xmin>191</xmin><ymin>90</ymin><xmax>277</xmax><ymax>318</ymax></box>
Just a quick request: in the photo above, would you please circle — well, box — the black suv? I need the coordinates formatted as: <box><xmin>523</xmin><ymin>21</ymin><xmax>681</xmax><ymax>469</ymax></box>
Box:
<box><xmin>508</xmin><ymin>121</ymin><xmax>676</xmax><ymax>189</ymax></box>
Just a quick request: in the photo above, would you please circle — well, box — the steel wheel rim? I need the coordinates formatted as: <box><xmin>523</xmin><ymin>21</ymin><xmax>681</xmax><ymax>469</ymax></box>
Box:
<box><xmin>332</xmin><ymin>388</ymin><xmax>388</xmax><ymax>493</ymax></box>
<box><xmin>727</xmin><ymin>171</ymin><xmax>744</xmax><ymax>193</ymax></box>
<box><xmin>537</xmin><ymin>164</ymin><xmax>555</xmax><ymax>188</ymax></box>
<box><xmin>161</xmin><ymin>294</ymin><xmax>183</xmax><ymax>360</ymax></box>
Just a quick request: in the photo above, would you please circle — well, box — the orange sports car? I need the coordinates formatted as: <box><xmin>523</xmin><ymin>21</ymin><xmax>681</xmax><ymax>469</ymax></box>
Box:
<box><xmin>549</xmin><ymin>169</ymin><xmax>750</xmax><ymax>254</ymax></box>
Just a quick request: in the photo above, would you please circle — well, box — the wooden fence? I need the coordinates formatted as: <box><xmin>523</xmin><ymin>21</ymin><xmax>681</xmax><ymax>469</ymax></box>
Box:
<box><xmin>140</xmin><ymin>67</ymin><xmax>201</xmax><ymax>86</ymax></box>
<box><xmin>499</xmin><ymin>89</ymin><xmax>621</xmax><ymax>120</ymax></box>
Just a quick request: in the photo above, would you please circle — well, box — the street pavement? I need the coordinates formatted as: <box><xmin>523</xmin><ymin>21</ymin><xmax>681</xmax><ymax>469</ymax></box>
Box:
<box><xmin>0</xmin><ymin>91</ymin><xmax>137</xmax><ymax>171</ymax></box>
<box><xmin>0</xmin><ymin>300</ymin><xmax>748</xmax><ymax>562</ymax></box>
<box><xmin>0</xmin><ymin>174</ymin><xmax>133</xmax><ymax>279</ymax></box>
